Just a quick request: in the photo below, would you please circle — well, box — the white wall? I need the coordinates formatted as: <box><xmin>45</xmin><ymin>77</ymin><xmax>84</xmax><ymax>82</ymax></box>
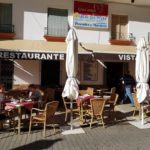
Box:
<box><xmin>109</xmin><ymin>3</ymin><xmax>150</xmax><ymax>44</ymax></box>
<box><xmin>1</xmin><ymin>0</ymin><xmax>150</xmax><ymax>44</ymax></box>
<box><xmin>12</xmin><ymin>0</ymin><xmax>72</xmax><ymax>39</ymax></box>
<box><xmin>1</xmin><ymin>0</ymin><xmax>150</xmax><ymax>86</ymax></box>
<box><xmin>13</xmin><ymin>60</ymin><xmax>41</xmax><ymax>85</ymax></box>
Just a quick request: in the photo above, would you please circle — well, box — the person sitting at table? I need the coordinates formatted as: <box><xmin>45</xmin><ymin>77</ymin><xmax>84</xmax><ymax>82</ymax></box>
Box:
<box><xmin>25</xmin><ymin>84</ymin><xmax>43</xmax><ymax>117</ymax></box>
<box><xmin>28</xmin><ymin>84</ymin><xmax>42</xmax><ymax>101</ymax></box>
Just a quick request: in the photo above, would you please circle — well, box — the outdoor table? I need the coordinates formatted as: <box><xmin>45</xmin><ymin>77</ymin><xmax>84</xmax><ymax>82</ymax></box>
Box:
<box><xmin>96</xmin><ymin>88</ymin><xmax>108</xmax><ymax>96</ymax></box>
<box><xmin>5</xmin><ymin>100</ymin><xmax>34</xmax><ymax>134</ymax></box>
<box><xmin>77</xmin><ymin>95</ymin><xmax>101</xmax><ymax>124</ymax></box>
<box><xmin>77</xmin><ymin>94</ymin><xmax>110</xmax><ymax>124</ymax></box>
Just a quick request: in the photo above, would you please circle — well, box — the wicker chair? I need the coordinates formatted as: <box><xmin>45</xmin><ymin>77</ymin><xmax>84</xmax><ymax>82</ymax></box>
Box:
<box><xmin>104</xmin><ymin>93</ymin><xmax>119</xmax><ymax>120</ymax></box>
<box><xmin>87</xmin><ymin>98</ymin><xmax>106</xmax><ymax>128</ymax></box>
<box><xmin>132</xmin><ymin>93</ymin><xmax>150</xmax><ymax>118</ymax></box>
<box><xmin>79</xmin><ymin>87</ymin><xmax>94</xmax><ymax>96</ymax></box>
<box><xmin>62</xmin><ymin>97</ymin><xmax>79</xmax><ymax>122</ymax></box>
<box><xmin>103</xmin><ymin>87</ymin><xmax>116</xmax><ymax>95</ymax></box>
<box><xmin>29</xmin><ymin>101</ymin><xmax>59</xmax><ymax>137</ymax></box>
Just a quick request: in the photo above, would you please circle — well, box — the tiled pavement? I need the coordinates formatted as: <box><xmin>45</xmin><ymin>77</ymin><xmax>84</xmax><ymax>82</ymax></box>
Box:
<box><xmin>1</xmin><ymin>104</ymin><xmax>150</xmax><ymax>150</ymax></box>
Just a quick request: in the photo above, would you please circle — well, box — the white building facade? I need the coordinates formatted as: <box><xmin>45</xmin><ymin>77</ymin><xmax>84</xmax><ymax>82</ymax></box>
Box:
<box><xmin>0</xmin><ymin>0</ymin><xmax>150</xmax><ymax>90</ymax></box>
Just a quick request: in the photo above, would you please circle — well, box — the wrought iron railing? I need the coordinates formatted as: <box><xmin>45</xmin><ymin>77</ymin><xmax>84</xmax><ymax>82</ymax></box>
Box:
<box><xmin>111</xmin><ymin>32</ymin><xmax>135</xmax><ymax>40</ymax></box>
<box><xmin>44</xmin><ymin>27</ymin><xmax>68</xmax><ymax>37</ymax></box>
<box><xmin>0</xmin><ymin>24</ymin><xmax>15</xmax><ymax>33</ymax></box>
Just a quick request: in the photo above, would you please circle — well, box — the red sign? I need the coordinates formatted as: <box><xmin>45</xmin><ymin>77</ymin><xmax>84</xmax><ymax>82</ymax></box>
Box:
<box><xmin>74</xmin><ymin>1</ymin><xmax>108</xmax><ymax>16</ymax></box>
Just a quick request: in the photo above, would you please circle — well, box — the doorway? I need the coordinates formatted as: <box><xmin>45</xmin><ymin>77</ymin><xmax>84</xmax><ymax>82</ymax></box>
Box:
<box><xmin>41</xmin><ymin>60</ymin><xmax>60</xmax><ymax>87</ymax></box>
<box><xmin>0</xmin><ymin>60</ymin><xmax>14</xmax><ymax>90</ymax></box>
<box><xmin>104</xmin><ymin>62</ymin><xmax>128</xmax><ymax>101</ymax></box>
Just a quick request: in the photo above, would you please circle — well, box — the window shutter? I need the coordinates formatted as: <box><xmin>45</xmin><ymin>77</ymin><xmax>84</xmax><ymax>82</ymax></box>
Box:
<box><xmin>0</xmin><ymin>3</ymin><xmax>12</xmax><ymax>32</ymax></box>
<box><xmin>48</xmin><ymin>8</ymin><xmax>68</xmax><ymax>37</ymax></box>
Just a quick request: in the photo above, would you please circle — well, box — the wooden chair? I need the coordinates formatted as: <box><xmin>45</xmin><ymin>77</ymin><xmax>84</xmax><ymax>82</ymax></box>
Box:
<box><xmin>79</xmin><ymin>87</ymin><xmax>94</xmax><ymax>96</ymax></box>
<box><xmin>39</xmin><ymin>88</ymin><xmax>55</xmax><ymax>109</ymax></box>
<box><xmin>29</xmin><ymin>101</ymin><xmax>59</xmax><ymax>137</ymax></box>
<box><xmin>0</xmin><ymin>109</ymin><xmax>17</xmax><ymax>131</ymax></box>
<box><xmin>87</xmin><ymin>98</ymin><xmax>106</xmax><ymax>128</ymax></box>
<box><xmin>103</xmin><ymin>87</ymin><xmax>116</xmax><ymax>95</ymax></box>
<box><xmin>132</xmin><ymin>93</ymin><xmax>141</xmax><ymax>117</ymax></box>
<box><xmin>0</xmin><ymin>112</ymin><xmax>7</xmax><ymax>129</ymax></box>
<box><xmin>62</xmin><ymin>97</ymin><xmax>79</xmax><ymax>122</ymax></box>
<box><xmin>132</xmin><ymin>93</ymin><xmax>150</xmax><ymax>118</ymax></box>
<box><xmin>104</xmin><ymin>93</ymin><xmax>119</xmax><ymax>120</ymax></box>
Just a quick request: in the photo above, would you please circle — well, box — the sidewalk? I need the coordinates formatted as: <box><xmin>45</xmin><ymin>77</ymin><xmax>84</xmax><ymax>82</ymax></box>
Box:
<box><xmin>116</xmin><ymin>103</ymin><xmax>150</xmax><ymax>129</ymax></box>
<box><xmin>1</xmin><ymin>104</ymin><xmax>150</xmax><ymax>150</ymax></box>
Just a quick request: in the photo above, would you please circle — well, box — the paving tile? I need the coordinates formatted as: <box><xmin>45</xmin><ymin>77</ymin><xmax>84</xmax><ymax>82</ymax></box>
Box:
<box><xmin>0</xmin><ymin>106</ymin><xmax>150</xmax><ymax>150</ymax></box>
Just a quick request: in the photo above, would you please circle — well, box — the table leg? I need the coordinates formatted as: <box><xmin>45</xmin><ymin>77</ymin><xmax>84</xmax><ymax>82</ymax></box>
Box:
<box><xmin>18</xmin><ymin>106</ymin><xmax>21</xmax><ymax>135</ymax></box>
<box><xmin>80</xmin><ymin>104</ymin><xmax>84</xmax><ymax>125</ymax></box>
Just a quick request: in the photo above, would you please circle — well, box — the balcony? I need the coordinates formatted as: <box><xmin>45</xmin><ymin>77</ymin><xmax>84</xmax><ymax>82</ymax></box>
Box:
<box><xmin>0</xmin><ymin>24</ymin><xmax>15</xmax><ymax>39</ymax></box>
<box><xmin>44</xmin><ymin>35</ymin><xmax>65</xmax><ymax>42</ymax></box>
<box><xmin>109</xmin><ymin>32</ymin><xmax>135</xmax><ymax>46</ymax></box>
<box><xmin>43</xmin><ymin>27</ymin><xmax>66</xmax><ymax>42</ymax></box>
<box><xmin>109</xmin><ymin>39</ymin><xmax>134</xmax><ymax>45</ymax></box>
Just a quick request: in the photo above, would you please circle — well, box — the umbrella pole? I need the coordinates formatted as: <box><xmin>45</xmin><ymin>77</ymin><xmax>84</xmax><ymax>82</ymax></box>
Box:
<box><xmin>70</xmin><ymin>99</ymin><xmax>73</xmax><ymax>130</ymax></box>
<box><xmin>141</xmin><ymin>103</ymin><xmax>144</xmax><ymax>125</ymax></box>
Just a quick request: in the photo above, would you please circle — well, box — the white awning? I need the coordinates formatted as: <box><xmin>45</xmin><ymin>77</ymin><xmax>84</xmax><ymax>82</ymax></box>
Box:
<box><xmin>0</xmin><ymin>39</ymin><xmax>137</xmax><ymax>54</ymax></box>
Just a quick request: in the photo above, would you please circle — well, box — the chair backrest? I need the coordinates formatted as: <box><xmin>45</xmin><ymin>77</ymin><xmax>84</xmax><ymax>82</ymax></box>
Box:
<box><xmin>63</xmin><ymin>97</ymin><xmax>68</xmax><ymax>110</ymax></box>
<box><xmin>79</xmin><ymin>87</ymin><xmax>94</xmax><ymax>96</ymax></box>
<box><xmin>45</xmin><ymin>101</ymin><xmax>59</xmax><ymax>121</ymax></box>
<box><xmin>110</xmin><ymin>93</ymin><xmax>119</xmax><ymax>106</ymax></box>
<box><xmin>90</xmin><ymin>98</ymin><xmax>106</xmax><ymax>115</ymax></box>
<box><xmin>111</xmin><ymin>87</ymin><xmax>116</xmax><ymax>94</ymax></box>
<box><xmin>86</xmin><ymin>87</ymin><xmax>94</xmax><ymax>96</ymax></box>
<box><xmin>132</xmin><ymin>93</ymin><xmax>140</xmax><ymax>109</ymax></box>
<box><xmin>43</xmin><ymin>88</ymin><xmax>55</xmax><ymax>102</ymax></box>
<box><xmin>63</xmin><ymin>97</ymin><xmax>77</xmax><ymax>110</ymax></box>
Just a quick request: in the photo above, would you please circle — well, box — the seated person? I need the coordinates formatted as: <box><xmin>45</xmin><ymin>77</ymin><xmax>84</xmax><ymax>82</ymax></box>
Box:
<box><xmin>28</xmin><ymin>84</ymin><xmax>42</xmax><ymax>102</ymax></box>
<box><xmin>27</xmin><ymin>84</ymin><xmax>43</xmax><ymax>110</ymax></box>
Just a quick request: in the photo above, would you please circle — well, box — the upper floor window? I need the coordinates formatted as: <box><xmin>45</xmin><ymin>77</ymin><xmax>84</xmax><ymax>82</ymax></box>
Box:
<box><xmin>0</xmin><ymin>3</ymin><xmax>13</xmax><ymax>33</ymax></box>
<box><xmin>47</xmin><ymin>8</ymin><xmax>68</xmax><ymax>37</ymax></box>
<box><xmin>111</xmin><ymin>14</ymin><xmax>128</xmax><ymax>40</ymax></box>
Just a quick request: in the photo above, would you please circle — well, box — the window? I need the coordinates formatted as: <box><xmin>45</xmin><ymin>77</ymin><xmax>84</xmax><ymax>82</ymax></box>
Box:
<box><xmin>81</xmin><ymin>61</ymin><xmax>98</xmax><ymax>81</ymax></box>
<box><xmin>47</xmin><ymin>8</ymin><xmax>68</xmax><ymax>37</ymax></box>
<box><xmin>111</xmin><ymin>14</ymin><xmax>128</xmax><ymax>40</ymax></box>
<box><xmin>0</xmin><ymin>3</ymin><xmax>13</xmax><ymax>33</ymax></box>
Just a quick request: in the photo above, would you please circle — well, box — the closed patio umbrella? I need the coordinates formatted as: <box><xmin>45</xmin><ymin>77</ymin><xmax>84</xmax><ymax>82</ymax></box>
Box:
<box><xmin>62</xmin><ymin>26</ymin><xmax>79</xmax><ymax>130</ymax></box>
<box><xmin>136</xmin><ymin>37</ymin><xmax>149</xmax><ymax>125</ymax></box>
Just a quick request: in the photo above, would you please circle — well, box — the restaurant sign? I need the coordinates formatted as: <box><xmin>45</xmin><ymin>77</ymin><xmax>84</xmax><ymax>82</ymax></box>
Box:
<box><xmin>74</xmin><ymin>1</ymin><xmax>108</xmax><ymax>29</ymax></box>
<box><xmin>0</xmin><ymin>51</ymin><xmax>65</xmax><ymax>60</ymax></box>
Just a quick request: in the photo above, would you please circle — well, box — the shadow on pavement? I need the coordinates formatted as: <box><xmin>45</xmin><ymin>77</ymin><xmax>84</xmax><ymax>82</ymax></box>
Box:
<box><xmin>11</xmin><ymin>138</ymin><xmax>62</xmax><ymax>150</ymax></box>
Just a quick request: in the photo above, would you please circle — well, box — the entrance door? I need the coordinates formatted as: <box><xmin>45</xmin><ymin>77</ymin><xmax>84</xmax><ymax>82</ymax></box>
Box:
<box><xmin>41</xmin><ymin>60</ymin><xmax>60</xmax><ymax>87</ymax></box>
<box><xmin>0</xmin><ymin>60</ymin><xmax>14</xmax><ymax>90</ymax></box>
<box><xmin>104</xmin><ymin>62</ymin><xmax>128</xmax><ymax>100</ymax></box>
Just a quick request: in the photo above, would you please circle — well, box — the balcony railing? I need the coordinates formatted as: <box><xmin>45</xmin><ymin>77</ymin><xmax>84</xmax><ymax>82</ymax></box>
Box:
<box><xmin>0</xmin><ymin>24</ymin><xmax>15</xmax><ymax>33</ymax></box>
<box><xmin>0</xmin><ymin>24</ymin><xmax>15</xmax><ymax>39</ymax></box>
<box><xmin>43</xmin><ymin>27</ymin><xmax>66</xmax><ymax>42</ymax></box>
<box><xmin>109</xmin><ymin>32</ymin><xmax>135</xmax><ymax>45</ymax></box>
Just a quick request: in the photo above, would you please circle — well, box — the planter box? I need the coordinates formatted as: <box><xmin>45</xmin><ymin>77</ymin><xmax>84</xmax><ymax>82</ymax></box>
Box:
<box><xmin>44</xmin><ymin>35</ymin><xmax>66</xmax><ymax>42</ymax></box>
<box><xmin>109</xmin><ymin>39</ymin><xmax>134</xmax><ymax>45</ymax></box>
<box><xmin>0</xmin><ymin>32</ymin><xmax>15</xmax><ymax>39</ymax></box>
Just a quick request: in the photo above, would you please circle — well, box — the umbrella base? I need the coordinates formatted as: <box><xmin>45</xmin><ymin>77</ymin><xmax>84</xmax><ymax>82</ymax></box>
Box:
<box><xmin>61</xmin><ymin>125</ymin><xmax>85</xmax><ymax>135</ymax></box>
<box><xmin>128</xmin><ymin>120</ymin><xmax>150</xmax><ymax>129</ymax></box>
